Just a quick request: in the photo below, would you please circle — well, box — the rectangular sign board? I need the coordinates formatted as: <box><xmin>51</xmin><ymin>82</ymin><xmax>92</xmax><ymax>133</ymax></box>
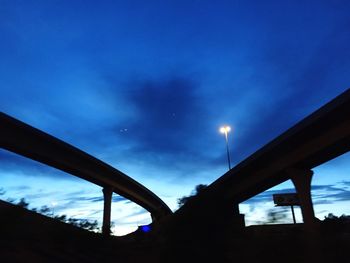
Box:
<box><xmin>273</xmin><ymin>193</ymin><xmax>300</xmax><ymax>206</ymax></box>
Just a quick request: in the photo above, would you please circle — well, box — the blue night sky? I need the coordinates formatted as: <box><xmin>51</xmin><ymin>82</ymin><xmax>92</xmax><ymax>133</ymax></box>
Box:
<box><xmin>1</xmin><ymin>0</ymin><xmax>350</xmax><ymax>235</ymax></box>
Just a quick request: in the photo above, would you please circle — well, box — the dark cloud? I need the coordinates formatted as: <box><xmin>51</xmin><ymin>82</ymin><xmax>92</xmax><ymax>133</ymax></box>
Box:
<box><xmin>50</xmin><ymin>195</ymin><xmax>127</xmax><ymax>215</ymax></box>
<box><xmin>313</xmin><ymin>200</ymin><xmax>334</xmax><ymax>205</ymax></box>
<box><xmin>104</xmin><ymin>75</ymin><xmax>225</xmax><ymax>174</ymax></box>
<box><xmin>319</xmin><ymin>191</ymin><xmax>350</xmax><ymax>202</ymax></box>
<box><xmin>122</xmin><ymin>76</ymin><xmax>204</xmax><ymax>154</ymax></box>
<box><xmin>311</xmin><ymin>185</ymin><xmax>347</xmax><ymax>192</ymax></box>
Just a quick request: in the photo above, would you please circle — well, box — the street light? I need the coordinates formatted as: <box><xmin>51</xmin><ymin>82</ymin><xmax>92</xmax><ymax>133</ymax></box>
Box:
<box><xmin>220</xmin><ymin>125</ymin><xmax>232</xmax><ymax>170</ymax></box>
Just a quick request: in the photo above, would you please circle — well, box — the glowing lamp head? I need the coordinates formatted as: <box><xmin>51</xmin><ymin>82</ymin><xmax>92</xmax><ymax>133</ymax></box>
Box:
<box><xmin>220</xmin><ymin>126</ymin><xmax>231</xmax><ymax>134</ymax></box>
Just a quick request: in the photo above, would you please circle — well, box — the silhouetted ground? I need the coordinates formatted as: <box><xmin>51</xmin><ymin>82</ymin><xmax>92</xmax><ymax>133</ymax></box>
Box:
<box><xmin>1</xmin><ymin>200</ymin><xmax>349</xmax><ymax>262</ymax></box>
<box><xmin>0</xmin><ymin>200</ymin><xmax>158</xmax><ymax>262</ymax></box>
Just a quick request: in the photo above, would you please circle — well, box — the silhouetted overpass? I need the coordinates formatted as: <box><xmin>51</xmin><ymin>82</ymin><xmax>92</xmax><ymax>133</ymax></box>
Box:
<box><xmin>0</xmin><ymin>112</ymin><xmax>172</xmax><ymax>235</ymax></box>
<box><xmin>177</xmin><ymin>88</ymin><xmax>350</xmax><ymax>228</ymax></box>
<box><xmin>209</xmin><ymin>88</ymin><xmax>350</xmax><ymax>202</ymax></box>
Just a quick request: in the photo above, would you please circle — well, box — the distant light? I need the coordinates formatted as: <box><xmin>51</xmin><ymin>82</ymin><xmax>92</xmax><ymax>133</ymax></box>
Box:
<box><xmin>220</xmin><ymin>126</ymin><xmax>231</xmax><ymax>134</ymax></box>
<box><xmin>140</xmin><ymin>225</ymin><xmax>152</xmax><ymax>233</ymax></box>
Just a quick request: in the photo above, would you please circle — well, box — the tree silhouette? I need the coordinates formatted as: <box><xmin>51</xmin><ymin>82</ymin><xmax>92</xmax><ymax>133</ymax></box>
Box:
<box><xmin>265</xmin><ymin>208</ymin><xmax>288</xmax><ymax>224</ymax></box>
<box><xmin>7</xmin><ymin>197</ymin><xmax>100</xmax><ymax>232</ymax></box>
<box><xmin>323</xmin><ymin>213</ymin><xmax>350</xmax><ymax>224</ymax></box>
<box><xmin>39</xmin><ymin>205</ymin><xmax>51</xmax><ymax>215</ymax></box>
<box><xmin>177</xmin><ymin>184</ymin><xmax>207</xmax><ymax>207</ymax></box>
<box><xmin>322</xmin><ymin>213</ymin><xmax>350</xmax><ymax>233</ymax></box>
<box><xmin>64</xmin><ymin>217</ymin><xmax>100</xmax><ymax>232</ymax></box>
<box><xmin>54</xmin><ymin>214</ymin><xmax>67</xmax><ymax>222</ymax></box>
<box><xmin>17</xmin><ymin>198</ymin><xmax>29</xmax><ymax>208</ymax></box>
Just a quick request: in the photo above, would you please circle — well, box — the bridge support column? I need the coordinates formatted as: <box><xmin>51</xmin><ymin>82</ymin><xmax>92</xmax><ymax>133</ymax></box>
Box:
<box><xmin>287</xmin><ymin>168</ymin><xmax>316</xmax><ymax>227</ymax></box>
<box><xmin>151</xmin><ymin>213</ymin><xmax>159</xmax><ymax>222</ymax></box>
<box><xmin>232</xmin><ymin>203</ymin><xmax>245</xmax><ymax>228</ymax></box>
<box><xmin>102</xmin><ymin>187</ymin><xmax>113</xmax><ymax>236</ymax></box>
<box><xmin>233</xmin><ymin>203</ymin><xmax>239</xmax><ymax>214</ymax></box>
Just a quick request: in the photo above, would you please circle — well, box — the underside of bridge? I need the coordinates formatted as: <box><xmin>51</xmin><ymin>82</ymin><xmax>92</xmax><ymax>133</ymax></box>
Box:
<box><xmin>0</xmin><ymin>112</ymin><xmax>172</xmax><ymax>236</ymax></box>
<box><xmin>172</xmin><ymin>88</ymin><xmax>350</xmax><ymax>227</ymax></box>
<box><xmin>160</xmin><ymin>89</ymin><xmax>350</xmax><ymax>259</ymax></box>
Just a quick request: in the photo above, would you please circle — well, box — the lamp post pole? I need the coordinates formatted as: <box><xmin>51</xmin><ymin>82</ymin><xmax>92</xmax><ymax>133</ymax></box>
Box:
<box><xmin>220</xmin><ymin>126</ymin><xmax>243</xmax><ymax>227</ymax></box>
<box><xmin>220</xmin><ymin>126</ymin><xmax>232</xmax><ymax>170</ymax></box>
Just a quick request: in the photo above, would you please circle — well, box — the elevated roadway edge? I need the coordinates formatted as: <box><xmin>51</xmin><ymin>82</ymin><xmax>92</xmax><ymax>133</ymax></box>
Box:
<box><xmin>0</xmin><ymin>113</ymin><xmax>172</xmax><ymax>220</ymax></box>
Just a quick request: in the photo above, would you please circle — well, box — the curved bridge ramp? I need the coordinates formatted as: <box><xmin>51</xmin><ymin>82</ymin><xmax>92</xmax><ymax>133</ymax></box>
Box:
<box><xmin>0</xmin><ymin>112</ymin><xmax>172</xmax><ymax>227</ymax></box>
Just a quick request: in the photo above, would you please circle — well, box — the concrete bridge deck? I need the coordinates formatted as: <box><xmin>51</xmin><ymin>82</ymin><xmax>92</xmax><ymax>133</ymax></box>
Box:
<box><xmin>0</xmin><ymin>112</ymin><xmax>172</xmax><ymax>234</ymax></box>
<box><xmin>209</xmin><ymin>88</ymin><xmax>350</xmax><ymax>203</ymax></box>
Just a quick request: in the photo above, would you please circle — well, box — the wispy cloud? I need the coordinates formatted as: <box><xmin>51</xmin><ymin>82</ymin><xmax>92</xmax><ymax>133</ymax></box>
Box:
<box><xmin>341</xmin><ymin>181</ymin><xmax>350</xmax><ymax>187</ymax></box>
<box><xmin>61</xmin><ymin>195</ymin><xmax>126</xmax><ymax>204</ymax></box>
<box><xmin>244</xmin><ymin>183</ymin><xmax>350</xmax><ymax>208</ymax></box>
<box><xmin>243</xmin><ymin>187</ymin><xmax>297</xmax><ymax>205</ymax></box>
<box><xmin>0</xmin><ymin>149</ymin><xmax>76</xmax><ymax>180</ymax></box>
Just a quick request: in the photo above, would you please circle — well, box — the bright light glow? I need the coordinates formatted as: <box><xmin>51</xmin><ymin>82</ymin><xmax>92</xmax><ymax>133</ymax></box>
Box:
<box><xmin>220</xmin><ymin>126</ymin><xmax>231</xmax><ymax>134</ymax></box>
